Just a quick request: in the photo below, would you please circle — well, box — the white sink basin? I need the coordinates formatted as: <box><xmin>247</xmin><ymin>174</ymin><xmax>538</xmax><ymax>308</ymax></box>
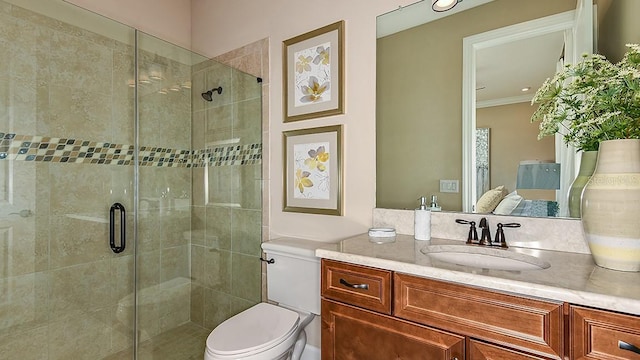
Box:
<box><xmin>420</xmin><ymin>244</ymin><xmax>550</xmax><ymax>271</ymax></box>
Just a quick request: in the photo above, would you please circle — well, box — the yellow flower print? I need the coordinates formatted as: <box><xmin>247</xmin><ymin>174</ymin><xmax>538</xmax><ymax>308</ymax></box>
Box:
<box><xmin>313</xmin><ymin>46</ymin><xmax>330</xmax><ymax>66</ymax></box>
<box><xmin>304</xmin><ymin>146</ymin><xmax>330</xmax><ymax>172</ymax></box>
<box><xmin>296</xmin><ymin>55</ymin><xmax>313</xmax><ymax>74</ymax></box>
<box><xmin>295</xmin><ymin>168</ymin><xmax>313</xmax><ymax>193</ymax></box>
<box><xmin>299</xmin><ymin>76</ymin><xmax>330</xmax><ymax>103</ymax></box>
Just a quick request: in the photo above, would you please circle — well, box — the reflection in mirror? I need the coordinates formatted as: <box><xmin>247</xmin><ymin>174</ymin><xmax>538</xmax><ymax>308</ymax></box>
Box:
<box><xmin>475</xmin><ymin>128</ymin><xmax>490</xmax><ymax>200</ymax></box>
<box><xmin>462</xmin><ymin>8</ymin><xmax>583</xmax><ymax>217</ymax></box>
<box><xmin>376</xmin><ymin>0</ymin><xmax>640</xmax><ymax>218</ymax></box>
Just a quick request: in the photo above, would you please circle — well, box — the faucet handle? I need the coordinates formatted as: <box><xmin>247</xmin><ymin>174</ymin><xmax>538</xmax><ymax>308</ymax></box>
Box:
<box><xmin>501</xmin><ymin>223</ymin><xmax>521</xmax><ymax>228</ymax></box>
<box><xmin>467</xmin><ymin>221</ymin><xmax>478</xmax><ymax>244</ymax></box>
<box><xmin>494</xmin><ymin>222</ymin><xmax>521</xmax><ymax>248</ymax></box>
<box><xmin>455</xmin><ymin>219</ymin><xmax>478</xmax><ymax>244</ymax></box>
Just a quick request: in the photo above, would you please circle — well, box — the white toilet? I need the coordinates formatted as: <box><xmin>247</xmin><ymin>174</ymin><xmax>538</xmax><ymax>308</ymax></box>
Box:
<box><xmin>204</xmin><ymin>238</ymin><xmax>325</xmax><ymax>360</ymax></box>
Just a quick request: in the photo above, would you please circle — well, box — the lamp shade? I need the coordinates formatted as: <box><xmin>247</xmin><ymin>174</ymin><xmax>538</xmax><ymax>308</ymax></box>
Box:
<box><xmin>516</xmin><ymin>161</ymin><xmax>561</xmax><ymax>190</ymax></box>
<box><xmin>432</xmin><ymin>0</ymin><xmax>461</xmax><ymax>12</ymax></box>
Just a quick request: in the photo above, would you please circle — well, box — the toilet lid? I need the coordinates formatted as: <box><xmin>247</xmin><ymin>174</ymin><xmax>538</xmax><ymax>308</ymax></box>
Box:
<box><xmin>207</xmin><ymin>302</ymin><xmax>300</xmax><ymax>356</ymax></box>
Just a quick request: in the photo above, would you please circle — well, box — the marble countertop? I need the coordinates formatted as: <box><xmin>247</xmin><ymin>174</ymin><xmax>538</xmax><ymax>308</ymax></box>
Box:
<box><xmin>316</xmin><ymin>234</ymin><xmax>640</xmax><ymax>316</ymax></box>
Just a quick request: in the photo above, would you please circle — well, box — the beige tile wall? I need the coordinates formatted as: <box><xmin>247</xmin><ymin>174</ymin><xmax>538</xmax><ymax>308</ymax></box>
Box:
<box><xmin>0</xmin><ymin>2</ymin><xmax>202</xmax><ymax>357</ymax></box>
<box><xmin>0</xmin><ymin>2</ymin><xmax>139</xmax><ymax>358</ymax></box>
<box><xmin>1</xmin><ymin>2</ymin><xmax>267</xmax><ymax>358</ymax></box>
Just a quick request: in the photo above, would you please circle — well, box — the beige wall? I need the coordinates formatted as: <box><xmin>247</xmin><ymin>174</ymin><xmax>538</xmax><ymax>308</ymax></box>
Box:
<box><xmin>190</xmin><ymin>0</ymin><xmax>417</xmax><ymax>241</ymax></box>
<box><xmin>597</xmin><ymin>0</ymin><xmax>640</xmax><ymax>62</ymax></box>
<box><xmin>376</xmin><ymin>0</ymin><xmax>576</xmax><ymax>211</ymax></box>
<box><xmin>477</xmin><ymin>103</ymin><xmax>556</xmax><ymax>200</ymax></box>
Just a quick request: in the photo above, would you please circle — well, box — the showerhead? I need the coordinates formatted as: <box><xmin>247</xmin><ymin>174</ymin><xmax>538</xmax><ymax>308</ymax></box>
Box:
<box><xmin>201</xmin><ymin>86</ymin><xmax>223</xmax><ymax>101</ymax></box>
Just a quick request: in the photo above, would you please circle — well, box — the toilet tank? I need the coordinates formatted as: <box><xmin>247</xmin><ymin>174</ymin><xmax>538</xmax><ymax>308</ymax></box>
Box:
<box><xmin>261</xmin><ymin>238</ymin><xmax>334</xmax><ymax>315</ymax></box>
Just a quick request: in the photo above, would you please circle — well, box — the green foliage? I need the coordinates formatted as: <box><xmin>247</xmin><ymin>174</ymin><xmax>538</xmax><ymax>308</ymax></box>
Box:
<box><xmin>531</xmin><ymin>44</ymin><xmax>640</xmax><ymax>151</ymax></box>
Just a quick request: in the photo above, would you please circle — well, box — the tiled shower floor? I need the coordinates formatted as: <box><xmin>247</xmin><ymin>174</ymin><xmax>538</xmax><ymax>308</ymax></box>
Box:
<box><xmin>104</xmin><ymin>322</ymin><xmax>210</xmax><ymax>360</ymax></box>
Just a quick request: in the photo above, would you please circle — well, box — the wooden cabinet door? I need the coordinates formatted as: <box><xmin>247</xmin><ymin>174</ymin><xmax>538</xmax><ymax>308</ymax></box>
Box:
<box><xmin>469</xmin><ymin>339</ymin><xmax>554</xmax><ymax>360</ymax></box>
<box><xmin>571</xmin><ymin>305</ymin><xmax>640</xmax><ymax>359</ymax></box>
<box><xmin>322</xmin><ymin>299</ymin><xmax>464</xmax><ymax>360</ymax></box>
<box><xmin>394</xmin><ymin>273</ymin><xmax>564</xmax><ymax>359</ymax></box>
<box><xmin>322</xmin><ymin>259</ymin><xmax>392</xmax><ymax>314</ymax></box>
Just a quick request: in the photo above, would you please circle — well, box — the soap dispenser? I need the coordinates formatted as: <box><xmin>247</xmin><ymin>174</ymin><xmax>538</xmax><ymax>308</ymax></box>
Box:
<box><xmin>429</xmin><ymin>195</ymin><xmax>442</xmax><ymax>212</ymax></box>
<box><xmin>414</xmin><ymin>196</ymin><xmax>431</xmax><ymax>241</ymax></box>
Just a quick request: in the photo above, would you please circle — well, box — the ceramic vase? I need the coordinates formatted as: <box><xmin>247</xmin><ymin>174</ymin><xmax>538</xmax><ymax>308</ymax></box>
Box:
<box><xmin>581</xmin><ymin>139</ymin><xmax>640</xmax><ymax>272</ymax></box>
<box><xmin>568</xmin><ymin>151</ymin><xmax>598</xmax><ymax>218</ymax></box>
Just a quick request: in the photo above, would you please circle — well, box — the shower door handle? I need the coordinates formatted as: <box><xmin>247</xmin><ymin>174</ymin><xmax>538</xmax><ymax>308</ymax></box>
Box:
<box><xmin>109</xmin><ymin>203</ymin><xmax>126</xmax><ymax>253</ymax></box>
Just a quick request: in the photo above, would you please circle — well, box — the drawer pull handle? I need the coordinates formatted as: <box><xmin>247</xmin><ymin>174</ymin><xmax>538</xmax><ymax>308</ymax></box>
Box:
<box><xmin>339</xmin><ymin>278</ymin><xmax>369</xmax><ymax>290</ymax></box>
<box><xmin>619</xmin><ymin>340</ymin><xmax>640</xmax><ymax>354</ymax></box>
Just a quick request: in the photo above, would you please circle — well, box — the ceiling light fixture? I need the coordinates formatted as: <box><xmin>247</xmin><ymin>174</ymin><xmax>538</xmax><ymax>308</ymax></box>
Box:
<box><xmin>432</xmin><ymin>0</ymin><xmax>462</xmax><ymax>12</ymax></box>
<box><xmin>521</xmin><ymin>87</ymin><xmax>531</xmax><ymax>92</ymax></box>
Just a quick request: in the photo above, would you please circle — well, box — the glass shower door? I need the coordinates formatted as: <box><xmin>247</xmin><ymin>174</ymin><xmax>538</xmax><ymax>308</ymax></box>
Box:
<box><xmin>1</xmin><ymin>2</ymin><xmax>264</xmax><ymax>359</ymax></box>
<box><xmin>134</xmin><ymin>33</ymin><xmax>264</xmax><ymax>358</ymax></box>
<box><xmin>133</xmin><ymin>33</ymin><xmax>208</xmax><ymax>357</ymax></box>
<box><xmin>0</xmin><ymin>1</ymin><xmax>137</xmax><ymax>358</ymax></box>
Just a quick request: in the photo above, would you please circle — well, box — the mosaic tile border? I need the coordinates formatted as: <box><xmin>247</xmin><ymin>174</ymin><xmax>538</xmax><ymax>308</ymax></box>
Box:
<box><xmin>0</xmin><ymin>132</ymin><xmax>261</xmax><ymax>167</ymax></box>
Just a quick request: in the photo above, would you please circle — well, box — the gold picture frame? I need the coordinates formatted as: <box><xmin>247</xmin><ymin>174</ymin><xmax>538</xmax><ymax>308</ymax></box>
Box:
<box><xmin>283</xmin><ymin>20</ymin><xmax>345</xmax><ymax>122</ymax></box>
<box><xmin>283</xmin><ymin>125</ymin><xmax>343</xmax><ymax>215</ymax></box>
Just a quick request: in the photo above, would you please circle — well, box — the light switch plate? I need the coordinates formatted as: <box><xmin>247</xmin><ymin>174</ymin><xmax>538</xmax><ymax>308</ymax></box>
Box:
<box><xmin>439</xmin><ymin>179</ymin><xmax>459</xmax><ymax>193</ymax></box>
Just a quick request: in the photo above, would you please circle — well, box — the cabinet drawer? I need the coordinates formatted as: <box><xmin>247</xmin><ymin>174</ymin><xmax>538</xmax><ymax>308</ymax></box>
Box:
<box><xmin>469</xmin><ymin>339</ymin><xmax>554</xmax><ymax>360</ymax></box>
<box><xmin>322</xmin><ymin>299</ymin><xmax>464</xmax><ymax>360</ymax></box>
<box><xmin>394</xmin><ymin>273</ymin><xmax>564</xmax><ymax>359</ymax></box>
<box><xmin>571</xmin><ymin>305</ymin><xmax>640</xmax><ymax>359</ymax></box>
<box><xmin>321</xmin><ymin>259</ymin><xmax>392</xmax><ymax>314</ymax></box>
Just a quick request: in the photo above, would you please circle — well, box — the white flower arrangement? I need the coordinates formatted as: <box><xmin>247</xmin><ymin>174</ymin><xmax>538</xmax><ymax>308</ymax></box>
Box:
<box><xmin>531</xmin><ymin>44</ymin><xmax>640</xmax><ymax>151</ymax></box>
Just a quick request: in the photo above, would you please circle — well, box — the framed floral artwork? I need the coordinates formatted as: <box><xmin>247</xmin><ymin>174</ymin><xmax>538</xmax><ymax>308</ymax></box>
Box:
<box><xmin>283</xmin><ymin>21</ymin><xmax>344</xmax><ymax>122</ymax></box>
<box><xmin>283</xmin><ymin>125</ymin><xmax>343</xmax><ymax>215</ymax></box>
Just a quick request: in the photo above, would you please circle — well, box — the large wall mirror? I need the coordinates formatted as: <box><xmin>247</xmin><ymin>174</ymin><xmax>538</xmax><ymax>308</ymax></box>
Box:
<box><xmin>376</xmin><ymin>0</ymin><xmax>640</xmax><ymax>218</ymax></box>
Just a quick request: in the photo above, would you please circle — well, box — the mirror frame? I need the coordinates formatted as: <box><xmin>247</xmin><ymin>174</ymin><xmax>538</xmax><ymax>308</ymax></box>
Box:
<box><xmin>461</xmin><ymin>10</ymin><xmax>577</xmax><ymax>212</ymax></box>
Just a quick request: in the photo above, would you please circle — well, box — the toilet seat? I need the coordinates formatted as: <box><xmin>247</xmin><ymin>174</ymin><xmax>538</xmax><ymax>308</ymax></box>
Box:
<box><xmin>206</xmin><ymin>303</ymin><xmax>300</xmax><ymax>357</ymax></box>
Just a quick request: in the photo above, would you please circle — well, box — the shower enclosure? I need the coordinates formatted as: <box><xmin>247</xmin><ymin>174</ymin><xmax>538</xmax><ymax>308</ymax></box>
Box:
<box><xmin>0</xmin><ymin>1</ymin><xmax>263</xmax><ymax>359</ymax></box>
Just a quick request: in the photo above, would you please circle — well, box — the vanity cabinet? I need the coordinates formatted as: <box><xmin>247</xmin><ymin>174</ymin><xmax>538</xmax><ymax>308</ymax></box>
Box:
<box><xmin>321</xmin><ymin>259</ymin><xmax>562</xmax><ymax>359</ymax></box>
<box><xmin>570</xmin><ymin>305</ymin><xmax>640</xmax><ymax>359</ymax></box>
<box><xmin>321</xmin><ymin>258</ymin><xmax>640</xmax><ymax>360</ymax></box>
